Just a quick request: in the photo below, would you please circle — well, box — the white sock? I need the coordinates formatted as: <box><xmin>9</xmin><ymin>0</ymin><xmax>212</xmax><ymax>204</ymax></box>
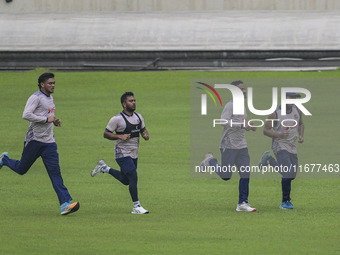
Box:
<box><xmin>102</xmin><ymin>164</ymin><xmax>110</xmax><ymax>173</ymax></box>
<box><xmin>133</xmin><ymin>201</ymin><xmax>141</xmax><ymax>208</ymax></box>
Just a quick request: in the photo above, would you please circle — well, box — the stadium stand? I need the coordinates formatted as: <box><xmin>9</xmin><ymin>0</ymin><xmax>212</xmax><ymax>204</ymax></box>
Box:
<box><xmin>0</xmin><ymin>0</ymin><xmax>339</xmax><ymax>70</ymax></box>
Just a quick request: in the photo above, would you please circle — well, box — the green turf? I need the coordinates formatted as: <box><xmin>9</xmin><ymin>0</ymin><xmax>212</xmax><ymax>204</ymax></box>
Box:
<box><xmin>0</xmin><ymin>70</ymin><xmax>339</xmax><ymax>255</ymax></box>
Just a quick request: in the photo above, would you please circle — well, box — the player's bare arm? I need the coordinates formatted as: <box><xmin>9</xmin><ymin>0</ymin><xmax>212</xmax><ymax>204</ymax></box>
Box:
<box><xmin>104</xmin><ymin>131</ymin><xmax>130</xmax><ymax>141</ymax></box>
<box><xmin>141</xmin><ymin>128</ymin><xmax>149</xmax><ymax>140</ymax></box>
<box><xmin>263</xmin><ymin>112</ymin><xmax>288</xmax><ymax>139</ymax></box>
<box><xmin>298</xmin><ymin>110</ymin><xmax>304</xmax><ymax>143</ymax></box>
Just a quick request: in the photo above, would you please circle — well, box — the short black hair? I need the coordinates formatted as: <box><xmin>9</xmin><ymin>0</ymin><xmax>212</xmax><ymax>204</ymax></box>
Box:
<box><xmin>230</xmin><ymin>80</ymin><xmax>244</xmax><ymax>86</ymax></box>
<box><xmin>38</xmin><ymin>73</ymin><xmax>54</xmax><ymax>88</ymax></box>
<box><xmin>121</xmin><ymin>92</ymin><xmax>134</xmax><ymax>104</ymax></box>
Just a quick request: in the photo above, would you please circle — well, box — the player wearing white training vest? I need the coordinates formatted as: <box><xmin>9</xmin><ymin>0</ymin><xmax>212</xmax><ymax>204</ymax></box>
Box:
<box><xmin>91</xmin><ymin>92</ymin><xmax>150</xmax><ymax>214</ymax></box>
<box><xmin>108</xmin><ymin>111</ymin><xmax>145</xmax><ymax>160</ymax></box>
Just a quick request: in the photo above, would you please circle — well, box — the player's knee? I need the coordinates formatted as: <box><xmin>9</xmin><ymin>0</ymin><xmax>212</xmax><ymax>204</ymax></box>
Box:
<box><xmin>122</xmin><ymin>179</ymin><xmax>129</xmax><ymax>185</ymax></box>
<box><xmin>126</xmin><ymin>170</ymin><xmax>138</xmax><ymax>183</ymax></box>
<box><xmin>289</xmin><ymin>173</ymin><xmax>296</xmax><ymax>180</ymax></box>
<box><xmin>240</xmin><ymin>173</ymin><xmax>250</xmax><ymax>179</ymax></box>
<box><xmin>282</xmin><ymin>172</ymin><xmax>296</xmax><ymax>180</ymax></box>
<box><xmin>16</xmin><ymin>166</ymin><xmax>30</xmax><ymax>175</ymax></box>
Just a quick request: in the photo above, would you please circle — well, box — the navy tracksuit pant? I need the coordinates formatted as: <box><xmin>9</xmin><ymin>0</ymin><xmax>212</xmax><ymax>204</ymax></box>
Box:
<box><xmin>268</xmin><ymin>150</ymin><xmax>298</xmax><ymax>202</ymax></box>
<box><xmin>3</xmin><ymin>140</ymin><xmax>72</xmax><ymax>205</ymax></box>
<box><xmin>213</xmin><ymin>148</ymin><xmax>251</xmax><ymax>204</ymax></box>
<box><xmin>108</xmin><ymin>157</ymin><xmax>139</xmax><ymax>202</ymax></box>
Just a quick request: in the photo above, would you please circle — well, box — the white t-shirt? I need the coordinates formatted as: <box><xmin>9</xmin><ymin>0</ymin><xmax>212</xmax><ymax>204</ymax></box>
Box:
<box><xmin>219</xmin><ymin>100</ymin><xmax>248</xmax><ymax>150</ymax></box>
<box><xmin>23</xmin><ymin>90</ymin><xmax>56</xmax><ymax>143</ymax></box>
<box><xmin>272</xmin><ymin>105</ymin><xmax>300</xmax><ymax>154</ymax></box>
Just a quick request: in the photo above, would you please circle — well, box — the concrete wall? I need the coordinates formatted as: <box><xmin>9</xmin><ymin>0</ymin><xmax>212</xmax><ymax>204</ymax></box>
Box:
<box><xmin>1</xmin><ymin>0</ymin><xmax>340</xmax><ymax>12</ymax></box>
<box><xmin>1</xmin><ymin>1</ymin><xmax>339</xmax><ymax>52</ymax></box>
<box><xmin>1</xmin><ymin>11</ymin><xmax>339</xmax><ymax>51</ymax></box>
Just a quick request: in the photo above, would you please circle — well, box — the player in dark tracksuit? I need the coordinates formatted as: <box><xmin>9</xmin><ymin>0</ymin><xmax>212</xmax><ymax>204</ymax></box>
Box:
<box><xmin>0</xmin><ymin>73</ymin><xmax>79</xmax><ymax>215</ymax></box>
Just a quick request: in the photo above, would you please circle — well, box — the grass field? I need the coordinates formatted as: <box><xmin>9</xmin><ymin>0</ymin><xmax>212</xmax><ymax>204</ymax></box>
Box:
<box><xmin>0</xmin><ymin>70</ymin><xmax>339</xmax><ymax>255</ymax></box>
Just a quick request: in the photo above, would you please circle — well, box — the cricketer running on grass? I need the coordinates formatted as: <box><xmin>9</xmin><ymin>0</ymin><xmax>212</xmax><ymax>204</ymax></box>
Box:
<box><xmin>0</xmin><ymin>73</ymin><xmax>79</xmax><ymax>215</ymax></box>
<box><xmin>258</xmin><ymin>92</ymin><xmax>304</xmax><ymax>210</ymax></box>
<box><xmin>200</xmin><ymin>80</ymin><xmax>257</xmax><ymax>212</ymax></box>
<box><xmin>91</xmin><ymin>91</ymin><xmax>150</xmax><ymax>214</ymax></box>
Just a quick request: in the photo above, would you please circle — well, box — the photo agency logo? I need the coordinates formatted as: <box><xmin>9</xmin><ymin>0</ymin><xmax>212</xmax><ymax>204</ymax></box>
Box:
<box><xmin>197</xmin><ymin>83</ymin><xmax>312</xmax><ymax>127</ymax></box>
<box><xmin>196</xmin><ymin>82</ymin><xmax>223</xmax><ymax>114</ymax></box>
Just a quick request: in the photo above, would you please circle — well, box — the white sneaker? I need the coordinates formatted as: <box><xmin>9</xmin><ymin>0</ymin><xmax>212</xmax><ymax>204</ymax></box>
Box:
<box><xmin>131</xmin><ymin>205</ymin><xmax>149</xmax><ymax>214</ymax></box>
<box><xmin>91</xmin><ymin>160</ymin><xmax>107</xmax><ymax>177</ymax></box>
<box><xmin>200</xmin><ymin>153</ymin><xmax>214</xmax><ymax>167</ymax></box>
<box><xmin>236</xmin><ymin>202</ymin><xmax>257</xmax><ymax>212</ymax></box>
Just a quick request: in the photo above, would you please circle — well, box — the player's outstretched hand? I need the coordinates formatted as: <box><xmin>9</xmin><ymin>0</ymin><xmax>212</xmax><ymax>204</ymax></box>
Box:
<box><xmin>54</xmin><ymin>119</ymin><xmax>62</xmax><ymax>127</ymax></box>
<box><xmin>142</xmin><ymin>130</ymin><xmax>149</xmax><ymax>140</ymax></box>
<box><xmin>248</xmin><ymin>122</ymin><xmax>257</xmax><ymax>131</ymax></box>
<box><xmin>244</xmin><ymin>124</ymin><xmax>256</xmax><ymax>131</ymax></box>
<box><xmin>298</xmin><ymin>136</ymin><xmax>304</xmax><ymax>143</ymax></box>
